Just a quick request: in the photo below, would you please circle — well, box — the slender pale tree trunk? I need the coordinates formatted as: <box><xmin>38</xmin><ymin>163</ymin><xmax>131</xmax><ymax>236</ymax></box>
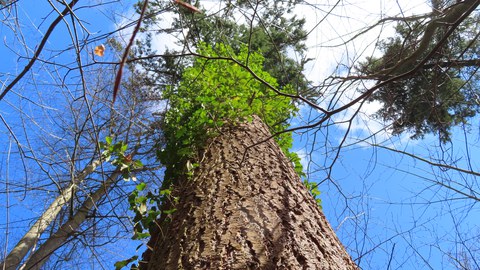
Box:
<box><xmin>20</xmin><ymin>169</ymin><xmax>122</xmax><ymax>270</ymax></box>
<box><xmin>0</xmin><ymin>159</ymin><xmax>103</xmax><ymax>270</ymax></box>
<box><xmin>144</xmin><ymin>116</ymin><xmax>358</xmax><ymax>269</ymax></box>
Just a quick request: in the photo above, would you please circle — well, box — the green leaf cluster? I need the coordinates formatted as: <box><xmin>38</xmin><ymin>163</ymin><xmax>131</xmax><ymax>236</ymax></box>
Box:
<box><xmin>185</xmin><ymin>13</ymin><xmax>310</xmax><ymax>93</ymax></box>
<box><xmin>116</xmin><ymin>183</ymin><xmax>178</xmax><ymax>269</ymax></box>
<box><xmin>303</xmin><ymin>179</ymin><xmax>322</xmax><ymax>207</ymax></box>
<box><xmin>114</xmin><ymin>255</ymin><xmax>138</xmax><ymax>270</ymax></box>
<box><xmin>128</xmin><ymin>182</ymin><xmax>163</xmax><ymax>240</ymax></box>
<box><xmin>99</xmin><ymin>136</ymin><xmax>143</xmax><ymax>181</ymax></box>
<box><xmin>159</xmin><ymin>42</ymin><xmax>301</xmax><ymax>179</ymax></box>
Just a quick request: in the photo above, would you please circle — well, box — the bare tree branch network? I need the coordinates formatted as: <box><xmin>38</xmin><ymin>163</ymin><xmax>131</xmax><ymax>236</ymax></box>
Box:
<box><xmin>0</xmin><ymin>0</ymin><xmax>479</xmax><ymax>269</ymax></box>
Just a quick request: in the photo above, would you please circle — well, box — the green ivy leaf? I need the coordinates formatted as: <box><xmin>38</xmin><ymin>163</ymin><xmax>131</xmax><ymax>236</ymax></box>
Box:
<box><xmin>136</xmin><ymin>182</ymin><xmax>146</xmax><ymax>191</ymax></box>
<box><xmin>163</xmin><ymin>208</ymin><xmax>177</xmax><ymax>215</ymax></box>
<box><xmin>132</xmin><ymin>231</ymin><xmax>150</xmax><ymax>240</ymax></box>
<box><xmin>114</xmin><ymin>256</ymin><xmax>138</xmax><ymax>270</ymax></box>
<box><xmin>133</xmin><ymin>160</ymin><xmax>143</xmax><ymax>169</ymax></box>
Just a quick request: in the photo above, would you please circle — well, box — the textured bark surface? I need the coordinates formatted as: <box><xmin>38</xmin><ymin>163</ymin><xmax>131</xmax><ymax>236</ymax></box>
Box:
<box><xmin>146</xmin><ymin>116</ymin><xmax>358</xmax><ymax>269</ymax></box>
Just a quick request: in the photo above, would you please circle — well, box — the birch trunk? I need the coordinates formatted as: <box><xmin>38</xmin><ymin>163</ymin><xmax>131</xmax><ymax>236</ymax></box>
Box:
<box><xmin>0</xmin><ymin>159</ymin><xmax>102</xmax><ymax>270</ymax></box>
<box><xmin>20</xmin><ymin>169</ymin><xmax>122</xmax><ymax>270</ymax></box>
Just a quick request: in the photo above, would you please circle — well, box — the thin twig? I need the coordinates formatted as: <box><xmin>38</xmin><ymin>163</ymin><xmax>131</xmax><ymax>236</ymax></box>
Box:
<box><xmin>0</xmin><ymin>0</ymin><xmax>80</xmax><ymax>101</ymax></box>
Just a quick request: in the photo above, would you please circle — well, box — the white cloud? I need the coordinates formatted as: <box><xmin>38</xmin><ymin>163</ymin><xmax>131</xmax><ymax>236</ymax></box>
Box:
<box><xmin>294</xmin><ymin>148</ymin><xmax>310</xmax><ymax>171</ymax></box>
<box><xmin>292</xmin><ymin>0</ymin><xmax>432</xmax><ymax>145</ymax></box>
<box><xmin>298</xmin><ymin>0</ymin><xmax>432</xmax><ymax>80</ymax></box>
<box><xmin>150</xmin><ymin>12</ymin><xmax>184</xmax><ymax>54</ymax></box>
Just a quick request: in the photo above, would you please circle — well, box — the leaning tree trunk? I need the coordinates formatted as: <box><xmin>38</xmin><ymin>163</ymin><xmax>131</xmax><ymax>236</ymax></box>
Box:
<box><xmin>144</xmin><ymin>116</ymin><xmax>358</xmax><ymax>269</ymax></box>
<box><xmin>0</xmin><ymin>158</ymin><xmax>104</xmax><ymax>270</ymax></box>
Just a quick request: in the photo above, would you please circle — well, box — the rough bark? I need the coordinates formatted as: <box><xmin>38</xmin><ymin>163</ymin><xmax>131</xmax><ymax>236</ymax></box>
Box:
<box><xmin>144</xmin><ymin>116</ymin><xmax>358</xmax><ymax>269</ymax></box>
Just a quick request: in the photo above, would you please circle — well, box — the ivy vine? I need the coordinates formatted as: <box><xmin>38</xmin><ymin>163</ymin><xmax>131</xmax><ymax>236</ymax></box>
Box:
<box><xmin>116</xmin><ymin>42</ymin><xmax>322</xmax><ymax>269</ymax></box>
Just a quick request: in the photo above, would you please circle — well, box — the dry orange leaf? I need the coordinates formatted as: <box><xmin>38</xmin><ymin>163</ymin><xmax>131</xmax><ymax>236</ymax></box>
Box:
<box><xmin>94</xmin><ymin>44</ymin><xmax>105</xmax><ymax>57</ymax></box>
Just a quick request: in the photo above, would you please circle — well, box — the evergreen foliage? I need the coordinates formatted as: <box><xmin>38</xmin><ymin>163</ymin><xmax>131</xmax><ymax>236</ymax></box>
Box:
<box><xmin>359</xmin><ymin>10</ymin><xmax>480</xmax><ymax>142</ymax></box>
<box><xmin>136</xmin><ymin>0</ymin><xmax>311</xmax><ymax>99</ymax></box>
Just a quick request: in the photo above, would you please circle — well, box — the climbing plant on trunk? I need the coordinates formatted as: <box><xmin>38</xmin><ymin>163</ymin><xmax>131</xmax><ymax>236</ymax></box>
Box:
<box><xmin>131</xmin><ymin>42</ymin><xmax>357</xmax><ymax>269</ymax></box>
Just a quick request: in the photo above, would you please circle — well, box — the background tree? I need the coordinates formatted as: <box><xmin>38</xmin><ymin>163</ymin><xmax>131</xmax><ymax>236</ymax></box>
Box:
<box><xmin>359</xmin><ymin>0</ymin><xmax>480</xmax><ymax>142</ymax></box>
<box><xmin>135</xmin><ymin>0</ymin><xmax>311</xmax><ymax>98</ymax></box>
<box><xmin>0</xmin><ymin>1</ymin><xmax>165</xmax><ymax>266</ymax></box>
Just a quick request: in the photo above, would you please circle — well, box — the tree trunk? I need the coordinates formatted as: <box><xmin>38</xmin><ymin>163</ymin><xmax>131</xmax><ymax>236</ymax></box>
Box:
<box><xmin>144</xmin><ymin>116</ymin><xmax>358</xmax><ymax>269</ymax></box>
<box><xmin>21</xmin><ymin>169</ymin><xmax>122</xmax><ymax>270</ymax></box>
<box><xmin>0</xmin><ymin>158</ymin><xmax>103</xmax><ymax>270</ymax></box>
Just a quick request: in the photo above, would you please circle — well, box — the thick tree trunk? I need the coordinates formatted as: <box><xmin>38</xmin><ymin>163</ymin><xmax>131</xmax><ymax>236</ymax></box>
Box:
<box><xmin>145</xmin><ymin>116</ymin><xmax>358</xmax><ymax>269</ymax></box>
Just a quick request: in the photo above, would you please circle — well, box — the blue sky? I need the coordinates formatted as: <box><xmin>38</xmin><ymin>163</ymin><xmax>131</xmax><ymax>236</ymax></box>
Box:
<box><xmin>1</xmin><ymin>1</ymin><xmax>479</xmax><ymax>269</ymax></box>
<box><xmin>289</xmin><ymin>103</ymin><xmax>480</xmax><ymax>269</ymax></box>
<box><xmin>0</xmin><ymin>1</ymin><xmax>143</xmax><ymax>268</ymax></box>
